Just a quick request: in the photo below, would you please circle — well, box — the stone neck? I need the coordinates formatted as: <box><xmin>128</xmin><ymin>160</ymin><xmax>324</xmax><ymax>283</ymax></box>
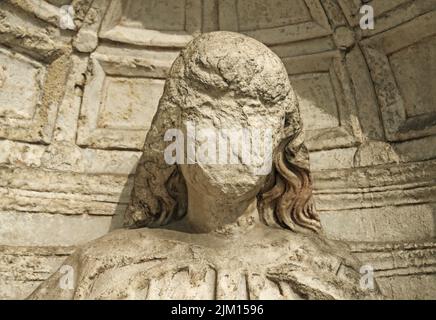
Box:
<box><xmin>183</xmin><ymin>189</ymin><xmax>261</xmax><ymax>234</ymax></box>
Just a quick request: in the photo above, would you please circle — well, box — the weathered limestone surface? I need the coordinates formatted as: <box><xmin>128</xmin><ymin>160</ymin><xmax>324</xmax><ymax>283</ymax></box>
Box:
<box><xmin>0</xmin><ymin>245</ymin><xmax>74</xmax><ymax>300</ymax></box>
<box><xmin>0</xmin><ymin>0</ymin><xmax>435</xmax><ymax>299</ymax></box>
<box><xmin>28</xmin><ymin>32</ymin><xmax>383</xmax><ymax>299</ymax></box>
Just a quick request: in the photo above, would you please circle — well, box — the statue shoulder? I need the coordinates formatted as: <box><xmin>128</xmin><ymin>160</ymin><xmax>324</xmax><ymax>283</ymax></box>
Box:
<box><xmin>79</xmin><ymin>228</ymin><xmax>192</xmax><ymax>259</ymax></box>
<box><xmin>28</xmin><ymin>228</ymin><xmax>191</xmax><ymax>300</ymax></box>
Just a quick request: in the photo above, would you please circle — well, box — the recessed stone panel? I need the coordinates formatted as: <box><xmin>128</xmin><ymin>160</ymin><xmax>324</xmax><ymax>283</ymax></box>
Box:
<box><xmin>120</xmin><ymin>0</ymin><xmax>186</xmax><ymax>31</ymax></box>
<box><xmin>0</xmin><ymin>48</ymin><xmax>44</xmax><ymax>120</ymax></box>
<box><xmin>361</xmin><ymin>11</ymin><xmax>436</xmax><ymax>141</ymax></box>
<box><xmin>283</xmin><ymin>51</ymin><xmax>362</xmax><ymax>151</ymax></box>
<box><xmin>290</xmin><ymin>72</ymin><xmax>340</xmax><ymax>131</ymax></box>
<box><xmin>77</xmin><ymin>53</ymin><xmax>168</xmax><ymax>150</ymax></box>
<box><xmin>390</xmin><ymin>35</ymin><xmax>436</xmax><ymax>118</ymax></box>
<box><xmin>219</xmin><ymin>0</ymin><xmax>331</xmax><ymax>45</ymax></box>
<box><xmin>236</xmin><ymin>0</ymin><xmax>311</xmax><ymax>31</ymax></box>
<box><xmin>0</xmin><ymin>45</ymin><xmax>65</xmax><ymax>144</ymax></box>
<box><xmin>98</xmin><ymin>77</ymin><xmax>164</xmax><ymax>131</ymax></box>
<box><xmin>100</xmin><ymin>0</ymin><xmax>202</xmax><ymax>47</ymax></box>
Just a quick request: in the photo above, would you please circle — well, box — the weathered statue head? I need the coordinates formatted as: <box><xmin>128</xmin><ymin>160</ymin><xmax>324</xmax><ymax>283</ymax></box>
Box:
<box><xmin>125</xmin><ymin>31</ymin><xmax>321</xmax><ymax>234</ymax></box>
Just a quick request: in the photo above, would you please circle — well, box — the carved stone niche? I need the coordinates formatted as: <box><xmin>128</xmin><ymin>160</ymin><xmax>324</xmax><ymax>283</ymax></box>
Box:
<box><xmin>76</xmin><ymin>52</ymin><xmax>168</xmax><ymax>150</ymax></box>
<box><xmin>283</xmin><ymin>51</ymin><xmax>362</xmax><ymax>151</ymax></box>
<box><xmin>218</xmin><ymin>0</ymin><xmax>331</xmax><ymax>45</ymax></box>
<box><xmin>361</xmin><ymin>11</ymin><xmax>436</xmax><ymax>142</ymax></box>
<box><xmin>0</xmin><ymin>46</ymin><xmax>57</xmax><ymax>144</ymax></box>
<box><xmin>99</xmin><ymin>0</ymin><xmax>203</xmax><ymax>48</ymax></box>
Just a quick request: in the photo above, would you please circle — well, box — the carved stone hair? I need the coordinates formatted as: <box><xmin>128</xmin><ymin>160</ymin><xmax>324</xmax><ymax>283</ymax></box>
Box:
<box><xmin>125</xmin><ymin>32</ymin><xmax>322</xmax><ymax>234</ymax></box>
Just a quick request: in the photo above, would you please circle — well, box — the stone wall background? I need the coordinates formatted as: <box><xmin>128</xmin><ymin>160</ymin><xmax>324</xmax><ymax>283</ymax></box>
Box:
<box><xmin>0</xmin><ymin>0</ymin><xmax>435</xmax><ymax>299</ymax></box>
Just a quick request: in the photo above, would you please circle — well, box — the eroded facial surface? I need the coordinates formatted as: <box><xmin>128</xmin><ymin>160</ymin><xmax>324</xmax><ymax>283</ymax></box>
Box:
<box><xmin>178</xmin><ymin>91</ymin><xmax>284</xmax><ymax>199</ymax></box>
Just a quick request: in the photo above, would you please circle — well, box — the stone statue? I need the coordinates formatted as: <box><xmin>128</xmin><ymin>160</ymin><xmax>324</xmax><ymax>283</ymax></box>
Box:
<box><xmin>29</xmin><ymin>32</ymin><xmax>382</xmax><ymax>300</ymax></box>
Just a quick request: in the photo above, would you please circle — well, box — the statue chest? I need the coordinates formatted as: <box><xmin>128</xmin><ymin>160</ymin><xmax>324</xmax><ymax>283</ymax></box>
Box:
<box><xmin>84</xmin><ymin>260</ymin><xmax>304</xmax><ymax>300</ymax></box>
